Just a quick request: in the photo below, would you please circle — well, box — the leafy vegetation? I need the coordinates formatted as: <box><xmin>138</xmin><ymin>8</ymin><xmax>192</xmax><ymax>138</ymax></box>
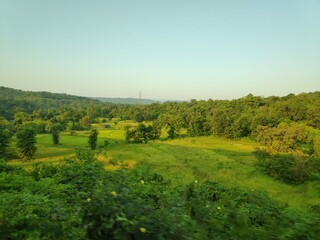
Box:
<box><xmin>88</xmin><ymin>129</ymin><xmax>99</xmax><ymax>150</ymax></box>
<box><xmin>16</xmin><ymin>127</ymin><xmax>37</xmax><ymax>160</ymax></box>
<box><xmin>0</xmin><ymin>86</ymin><xmax>320</xmax><ymax>238</ymax></box>
<box><xmin>49</xmin><ymin>123</ymin><xmax>63</xmax><ymax>145</ymax></box>
<box><xmin>254</xmin><ymin>149</ymin><xmax>320</xmax><ymax>184</ymax></box>
<box><xmin>125</xmin><ymin>123</ymin><xmax>161</xmax><ymax>143</ymax></box>
<box><xmin>0</xmin><ymin>117</ymin><xmax>12</xmax><ymax>156</ymax></box>
<box><xmin>1</xmin><ymin>153</ymin><xmax>319</xmax><ymax>239</ymax></box>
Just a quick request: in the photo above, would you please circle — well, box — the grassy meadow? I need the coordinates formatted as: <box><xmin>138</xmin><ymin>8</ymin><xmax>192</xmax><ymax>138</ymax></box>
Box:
<box><xmin>8</xmin><ymin>120</ymin><xmax>320</xmax><ymax>209</ymax></box>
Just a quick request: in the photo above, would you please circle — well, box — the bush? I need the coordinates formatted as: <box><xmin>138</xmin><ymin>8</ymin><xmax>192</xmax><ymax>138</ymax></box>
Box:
<box><xmin>254</xmin><ymin>149</ymin><xmax>320</xmax><ymax>184</ymax></box>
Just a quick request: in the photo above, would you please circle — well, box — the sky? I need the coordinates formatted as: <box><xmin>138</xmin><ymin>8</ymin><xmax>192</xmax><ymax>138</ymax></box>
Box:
<box><xmin>0</xmin><ymin>0</ymin><xmax>319</xmax><ymax>100</ymax></box>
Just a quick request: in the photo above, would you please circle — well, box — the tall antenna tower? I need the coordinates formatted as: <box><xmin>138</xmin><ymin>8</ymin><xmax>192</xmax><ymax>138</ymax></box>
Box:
<box><xmin>139</xmin><ymin>90</ymin><xmax>142</xmax><ymax>100</ymax></box>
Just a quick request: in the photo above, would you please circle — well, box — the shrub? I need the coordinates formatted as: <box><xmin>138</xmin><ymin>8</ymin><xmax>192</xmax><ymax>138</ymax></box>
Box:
<box><xmin>254</xmin><ymin>149</ymin><xmax>320</xmax><ymax>184</ymax></box>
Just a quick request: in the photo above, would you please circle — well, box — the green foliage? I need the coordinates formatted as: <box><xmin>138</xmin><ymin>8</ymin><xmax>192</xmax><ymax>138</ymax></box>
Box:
<box><xmin>76</xmin><ymin>148</ymin><xmax>96</xmax><ymax>162</ymax></box>
<box><xmin>2</xmin><ymin>87</ymin><xmax>320</xmax><ymax>238</ymax></box>
<box><xmin>20</xmin><ymin>120</ymin><xmax>47</xmax><ymax>134</ymax></box>
<box><xmin>48</xmin><ymin>123</ymin><xmax>63</xmax><ymax>145</ymax></box>
<box><xmin>47</xmin><ymin>122</ymin><xmax>63</xmax><ymax>133</ymax></box>
<box><xmin>134</xmin><ymin>111</ymin><xmax>144</xmax><ymax>122</ymax></box>
<box><xmin>167</xmin><ymin>125</ymin><xmax>176</xmax><ymax>139</ymax></box>
<box><xmin>0</xmin><ymin>118</ymin><xmax>12</xmax><ymax>156</ymax></box>
<box><xmin>254</xmin><ymin>149</ymin><xmax>320</xmax><ymax>184</ymax></box>
<box><xmin>187</xmin><ymin>114</ymin><xmax>212</xmax><ymax>137</ymax></box>
<box><xmin>0</xmin><ymin>158</ymin><xmax>24</xmax><ymax>174</ymax></box>
<box><xmin>147</xmin><ymin>122</ymin><xmax>162</xmax><ymax>140</ymax></box>
<box><xmin>0</xmin><ymin>86</ymin><xmax>101</xmax><ymax>121</ymax></box>
<box><xmin>80</xmin><ymin>116</ymin><xmax>92</xmax><ymax>129</ymax></box>
<box><xmin>255</xmin><ymin>125</ymin><xmax>304</xmax><ymax>153</ymax></box>
<box><xmin>255</xmin><ymin>123</ymin><xmax>320</xmax><ymax>157</ymax></box>
<box><xmin>104</xmin><ymin>139</ymin><xmax>110</xmax><ymax>147</ymax></box>
<box><xmin>52</xmin><ymin>130</ymin><xmax>60</xmax><ymax>145</ymax></box>
<box><xmin>88</xmin><ymin>129</ymin><xmax>99</xmax><ymax>150</ymax></box>
<box><xmin>125</xmin><ymin>123</ymin><xmax>161</xmax><ymax>143</ymax></box>
<box><xmin>13</xmin><ymin>110</ymin><xmax>29</xmax><ymax>128</ymax></box>
<box><xmin>314</xmin><ymin>134</ymin><xmax>320</xmax><ymax>157</ymax></box>
<box><xmin>159</xmin><ymin>114</ymin><xmax>184</xmax><ymax>137</ymax></box>
<box><xmin>0</xmin><ymin>156</ymin><xmax>319</xmax><ymax>239</ymax></box>
<box><xmin>182</xmin><ymin>181</ymin><xmax>286</xmax><ymax>238</ymax></box>
<box><xmin>2</xmin><ymin>86</ymin><xmax>320</xmax><ymax>142</ymax></box>
<box><xmin>16</xmin><ymin>127</ymin><xmax>37</xmax><ymax>160</ymax></box>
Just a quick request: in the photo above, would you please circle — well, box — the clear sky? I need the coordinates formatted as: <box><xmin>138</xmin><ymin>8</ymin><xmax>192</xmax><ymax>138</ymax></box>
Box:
<box><xmin>1</xmin><ymin>0</ymin><xmax>319</xmax><ymax>100</ymax></box>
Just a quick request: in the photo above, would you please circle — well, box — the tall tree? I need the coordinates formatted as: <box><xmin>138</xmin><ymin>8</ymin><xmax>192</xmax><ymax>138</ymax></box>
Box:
<box><xmin>16</xmin><ymin>127</ymin><xmax>37</xmax><ymax>160</ymax></box>
<box><xmin>88</xmin><ymin>129</ymin><xmax>99</xmax><ymax>150</ymax></box>
<box><xmin>52</xmin><ymin>129</ymin><xmax>60</xmax><ymax>145</ymax></box>
<box><xmin>49</xmin><ymin>123</ymin><xmax>63</xmax><ymax>145</ymax></box>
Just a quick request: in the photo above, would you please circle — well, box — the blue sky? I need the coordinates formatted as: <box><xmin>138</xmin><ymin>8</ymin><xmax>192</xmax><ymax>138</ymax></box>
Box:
<box><xmin>0</xmin><ymin>0</ymin><xmax>319</xmax><ymax>100</ymax></box>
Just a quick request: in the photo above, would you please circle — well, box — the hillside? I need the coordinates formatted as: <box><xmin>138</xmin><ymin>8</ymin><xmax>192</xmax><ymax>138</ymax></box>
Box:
<box><xmin>0</xmin><ymin>86</ymin><xmax>94</xmax><ymax>102</ymax></box>
<box><xmin>0</xmin><ymin>86</ymin><xmax>101</xmax><ymax>120</ymax></box>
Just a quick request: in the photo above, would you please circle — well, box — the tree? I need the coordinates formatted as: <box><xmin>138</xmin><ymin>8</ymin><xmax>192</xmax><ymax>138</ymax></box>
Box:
<box><xmin>255</xmin><ymin>124</ymin><xmax>306</xmax><ymax>154</ymax></box>
<box><xmin>167</xmin><ymin>125</ymin><xmax>176</xmax><ymax>139</ymax></box>
<box><xmin>88</xmin><ymin>129</ymin><xmax>99</xmax><ymax>150</ymax></box>
<box><xmin>66</xmin><ymin>121</ymin><xmax>76</xmax><ymax>135</ymax></box>
<box><xmin>147</xmin><ymin>123</ymin><xmax>161</xmax><ymax>140</ymax></box>
<box><xmin>52</xmin><ymin>129</ymin><xmax>60</xmax><ymax>145</ymax></box>
<box><xmin>125</xmin><ymin>124</ymin><xmax>146</xmax><ymax>143</ymax></box>
<box><xmin>13</xmin><ymin>110</ymin><xmax>29</xmax><ymax>129</ymax></box>
<box><xmin>134</xmin><ymin>112</ymin><xmax>144</xmax><ymax>123</ymax></box>
<box><xmin>49</xmin><ymin>123</ymin><xmax>63</xmax><ymax>145</ymax></box>
<box><xmin>0</xmin><ymin>118</ymin><xmax>12</xmax><ymax>156</ymax></box>
<box><xmin>16</xmin><ymin>127</ymin><xmax>37</xmax><ymax>160</ymax></box>
<box><xmin>125</xmin><ymin>123</ymin><xmax>160</xmax><ymax>143</ymax></box>
<box><xmin>125</xmin><ymin>126</ymin><xmax>134</xmax><ymax>142</ymax></box>
<box><xmin>80</xmin><ymin>116</ymin><xmax>92</xmax><ymax>129</ymax></box>
<box><xmin>314</xmin><ymin>134</ymin><xmax>320</xmax><ymax>157</ymax></box>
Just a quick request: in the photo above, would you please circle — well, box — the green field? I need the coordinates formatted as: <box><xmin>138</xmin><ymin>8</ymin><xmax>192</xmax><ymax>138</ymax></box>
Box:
<box><xmin>8</xmin><ymin>121</ymin><xmax>320</xmax><ymax>209</ymax></box>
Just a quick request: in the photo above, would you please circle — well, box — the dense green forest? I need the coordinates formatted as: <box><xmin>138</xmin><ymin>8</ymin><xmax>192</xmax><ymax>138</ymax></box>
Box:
<box><xmin>0</xmin><ymin>86</ymin><xmax>320</xmax><ymax>239</ymax></box>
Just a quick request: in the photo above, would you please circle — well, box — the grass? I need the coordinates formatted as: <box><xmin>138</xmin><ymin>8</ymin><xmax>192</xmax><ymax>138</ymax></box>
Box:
<box><xmin>108</xmin><ymin>141</ymin><xmax>319</xmax><ymax>208</ymax></box>
<box><xmin>7</xmin><ymin>121</ymin><xmax>320</xmax><ymax>209</ymax></box>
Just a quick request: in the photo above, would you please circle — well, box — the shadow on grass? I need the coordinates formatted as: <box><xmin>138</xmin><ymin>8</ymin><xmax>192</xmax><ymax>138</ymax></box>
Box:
<box><xmin>212</xmin><ymin>148</ymin><xmax>253</xmax><ymax>157</ymax></box>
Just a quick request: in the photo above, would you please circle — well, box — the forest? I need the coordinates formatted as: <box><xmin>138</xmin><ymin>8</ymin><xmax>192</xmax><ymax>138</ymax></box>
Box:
<box><xmin>0</xmin><ymin>86</ymin><xmax>319</xmax><ymax>239</ymax></box>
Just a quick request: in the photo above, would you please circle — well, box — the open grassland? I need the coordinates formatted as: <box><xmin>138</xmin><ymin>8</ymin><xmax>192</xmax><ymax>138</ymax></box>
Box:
<box><xmin>8</xmin><ymin>121</ymin><xmax>320</xmax><ymax>209</ymax></box>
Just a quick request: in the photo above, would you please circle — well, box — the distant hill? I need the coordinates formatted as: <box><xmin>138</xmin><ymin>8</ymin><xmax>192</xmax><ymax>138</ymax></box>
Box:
<box><xmin>93</xmin><ymin>97</ymin><xmax>159</xmax><ymax>105</ymax></box>
<box><xmin>0</xmin><ymin>86</ymin><xmax>100</xmax><ymax>120</ymax></box>
<box><xmin>0</xmin><ymin>86</ymin><xmax>97</xmax><ymax>103</ymax></box>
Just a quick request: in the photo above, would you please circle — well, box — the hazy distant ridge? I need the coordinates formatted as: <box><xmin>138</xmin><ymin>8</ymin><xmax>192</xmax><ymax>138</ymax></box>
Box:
<box><xmin>92</xmin><ymin>97</ymin><xmax>159</xmax><ymax>105</ymax></box>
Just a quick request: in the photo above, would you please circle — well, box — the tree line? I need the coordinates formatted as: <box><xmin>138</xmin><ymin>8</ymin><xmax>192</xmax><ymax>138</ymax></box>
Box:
<box><xmin>1</xmin><ymin>86</ymin><xmax>320</xmax><ymax>158</ymax></box>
